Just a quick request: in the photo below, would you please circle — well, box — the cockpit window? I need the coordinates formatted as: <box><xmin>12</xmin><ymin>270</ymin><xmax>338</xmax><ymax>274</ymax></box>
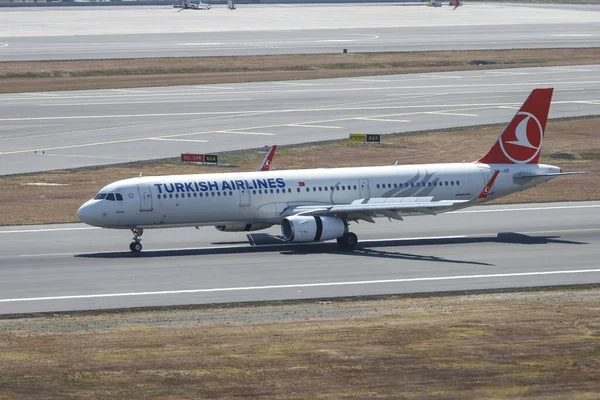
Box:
<box><xmin>94</xmin><ymin>193</ymin><xmax>107</xmax><ymax>200</ymax></box>
<box><xmin>115</xmin><ymin>193</ymin><xmax>123</xmax><ymax>201</ymax></box>
<box><xmin>106</xmin><ymin>193</ymin><xmax>115</xmax><ymax>201</ymax></box>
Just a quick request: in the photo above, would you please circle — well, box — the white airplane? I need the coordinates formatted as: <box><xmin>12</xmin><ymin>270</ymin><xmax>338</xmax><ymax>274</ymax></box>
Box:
<box><xmin>176</xmin><ymin>0</ymin><xmax>211</xmax><ymax>10</ymax></box>
<box><xmin>78</xmin><ymin>88</ymin><xmax>581</xmax><ymax>252</ymax></box>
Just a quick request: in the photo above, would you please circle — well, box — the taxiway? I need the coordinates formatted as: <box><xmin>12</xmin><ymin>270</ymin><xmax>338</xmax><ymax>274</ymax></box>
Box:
<box><xmin>2</xmin><ymin>65</ymin><xmax>600</xmax><ymax>175</ymax></box>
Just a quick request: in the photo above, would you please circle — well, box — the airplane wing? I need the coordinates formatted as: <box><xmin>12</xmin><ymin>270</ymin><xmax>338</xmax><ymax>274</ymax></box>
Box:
<box><xmin>281</xmin><ymin>171</ymin><xmax>499</xmax><ymax>222</ymax></box>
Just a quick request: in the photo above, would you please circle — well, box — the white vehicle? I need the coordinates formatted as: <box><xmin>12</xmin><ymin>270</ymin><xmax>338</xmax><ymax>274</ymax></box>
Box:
<box><xmin>176</xmin><ymin>0</ymin><xmax>211</xmax><ymax>10</ymax></box>
<box><xmin>78</xmin><ymin>89</ymin><xmax>582</xmax><ymax>252</ymax></box>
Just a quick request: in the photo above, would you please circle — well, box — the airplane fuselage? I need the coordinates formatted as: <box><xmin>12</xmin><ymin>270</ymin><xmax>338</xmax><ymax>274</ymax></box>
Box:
<box><xmin>78</xmin><ymin>162</ymin><xmax>559</xmax><ymax>230</ymax></box>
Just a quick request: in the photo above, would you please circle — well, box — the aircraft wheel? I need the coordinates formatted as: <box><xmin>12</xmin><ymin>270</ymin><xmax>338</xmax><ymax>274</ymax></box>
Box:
<box><xmin>130</xmin><ymin>242</ymin><xmax>142</xmax><ymax>252</ymax></box>
<box><xmin>337</xmin><ymin>232</ymin><xmax>358</xmax><ymax>250</ymax></box>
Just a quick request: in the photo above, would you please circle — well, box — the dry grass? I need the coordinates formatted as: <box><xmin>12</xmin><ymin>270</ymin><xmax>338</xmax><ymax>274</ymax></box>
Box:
<box><xmin>1</xmin><ymin>48</ymin><xmax>599</xmax><ymax>93</ymax></box>
<box><xmin>0</xmin><ymin>116</ymin><xmax>598</xmax><ymax>226</ymax></box>
<box><xmin>1</xmin><ymin>290</ymin><xmax>599</xmax><ymax>399</ymax></box>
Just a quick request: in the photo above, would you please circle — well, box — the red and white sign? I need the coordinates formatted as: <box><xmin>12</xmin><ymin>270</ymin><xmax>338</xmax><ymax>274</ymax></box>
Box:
<box><xmin>181</xmin><ymin>153</ymin><xmax>205</xmax><ymax>163</ymax></box>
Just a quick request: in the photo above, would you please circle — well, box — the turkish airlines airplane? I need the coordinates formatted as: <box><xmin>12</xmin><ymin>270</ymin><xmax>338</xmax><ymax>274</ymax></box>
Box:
<box><xmin>78</xmin><ymin>88</ymin><xmax>580</xmax><ymax>252</ymax></box>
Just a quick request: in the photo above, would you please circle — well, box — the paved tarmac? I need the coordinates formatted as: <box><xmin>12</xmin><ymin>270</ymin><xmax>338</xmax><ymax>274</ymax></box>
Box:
<box><xmin>1</xmin><ymin>65</ymin><xmax>600</xmax><ymax>175</ymax></box>
<box><xmin>0</xmin><ymin>4</ymin><xmax>599</xmax><ymax>61</ymax></box>
<box><xmin>1</xmin><ymin>201</ymin><xmax>599</xmax><ymax>315</ymax></box>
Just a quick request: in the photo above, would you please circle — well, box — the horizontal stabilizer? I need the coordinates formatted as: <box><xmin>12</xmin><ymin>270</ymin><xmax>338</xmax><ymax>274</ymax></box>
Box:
<box><xmin>514</xmin><ymin>171</ymin><xmax>589</xmax><ymax>179</ymax></box>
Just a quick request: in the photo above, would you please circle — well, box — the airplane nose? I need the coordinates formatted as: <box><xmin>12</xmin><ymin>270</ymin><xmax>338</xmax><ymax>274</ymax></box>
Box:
<box><xmin>77</xmin><ymin>202</ymin><xmax>95</xmax><ymax>225</ymax></box>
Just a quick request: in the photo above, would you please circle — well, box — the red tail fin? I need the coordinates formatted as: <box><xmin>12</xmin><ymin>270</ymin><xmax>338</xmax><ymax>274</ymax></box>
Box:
<box><xmin>259</xmin><ymin>145</ymin><xmax>277</xmax><ymax>171</ymax></box>
<box><xmin>477</xmin><ymin>88</ymin><xmax>553</xmax><ymax>165</ymax></box>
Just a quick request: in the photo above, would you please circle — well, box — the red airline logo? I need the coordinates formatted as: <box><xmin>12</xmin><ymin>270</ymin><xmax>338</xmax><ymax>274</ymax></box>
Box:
<box><xmin>477</xmin><ymin>88</ymin><xmax>553</xmax><ymax>165</ymax></box>
<box><xmin>478</xmin><ymin>170</ymin><xmax>500</xmax><ymax>199</ymax></box>
<box><xmin>498</xmin><ymin>112</ymin><xmax>544</xmax><ymax>164</ymax></box>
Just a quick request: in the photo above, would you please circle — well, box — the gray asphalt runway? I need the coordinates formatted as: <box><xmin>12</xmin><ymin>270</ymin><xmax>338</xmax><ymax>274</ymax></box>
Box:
<box><xmin>0</xmin><ymin>4</ymin><xmax>599</xmax><ymax>61</ymax></box>
<box><xmin>2</xmin><ymin>65</ymin><xmax>600</xmax><ymax>175</ymax></box>
<box><xmin>1</xmin><ymin>201</ymin><xmax>599</xmax><ymax>315</ymax></box>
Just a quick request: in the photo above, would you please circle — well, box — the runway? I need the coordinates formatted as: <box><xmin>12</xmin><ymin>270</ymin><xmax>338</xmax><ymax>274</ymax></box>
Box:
<box><xmin>0</xmin><ymin>4</ymin><xmax>599</xmax><ymax>61</ymax></box>
<box><xmin>2</xmin><ymin>65</ymin><xmax>600</xmax><ymax>175</ymax></box>
<box><xmin>1</xmin><ymin>201</ymin><xmax>599</xmax><ymax>315</ymax></box>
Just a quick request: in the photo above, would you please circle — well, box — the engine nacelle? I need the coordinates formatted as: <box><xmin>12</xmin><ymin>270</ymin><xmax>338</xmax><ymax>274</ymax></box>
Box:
<box><xmin>281</xmin><ymin>216</ymin><xmax>346</xmax><ymax>243</ymax></box>
<box><xmin>215</xmin><ymin>223</ymin><xmax>272</xmax><ymax>232</ymax></box>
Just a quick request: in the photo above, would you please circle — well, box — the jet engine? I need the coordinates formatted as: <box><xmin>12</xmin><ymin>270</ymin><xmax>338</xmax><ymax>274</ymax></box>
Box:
<box><xmin>281</xmin><ymin>216</ymin><xmax>346</xmax><ymax>243</ymax></box>
<box><xmin>215</xmin><ymin>223</ymin><xmax>272</xmax><ymax>232</ymax></box>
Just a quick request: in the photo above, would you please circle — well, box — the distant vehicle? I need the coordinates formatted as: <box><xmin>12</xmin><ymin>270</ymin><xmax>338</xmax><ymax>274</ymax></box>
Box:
<box><xmin>449</xmin><ymin>0</ymin><xmax>462</xmax><ymax>9</ymax></box>
<box><xmin>174</xmin><ymin>0</ymin><xmax>211</xmax><ymax>10</ymax></box>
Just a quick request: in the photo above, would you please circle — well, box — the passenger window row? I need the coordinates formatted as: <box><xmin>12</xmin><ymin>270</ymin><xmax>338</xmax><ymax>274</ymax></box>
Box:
<box><xmin>297</xmin><ymin>185</ymin><xmax>358</xmax><ymax>193</ymax></box>
<box><xmin>376</xmin><ymin>180</ymin><xmax>460</xmax><ymax>189</ymax></box>
<box><xmin>157</xmin><ymin>191</ymin><xmax>235</xmax><ymax>199</ymax></box>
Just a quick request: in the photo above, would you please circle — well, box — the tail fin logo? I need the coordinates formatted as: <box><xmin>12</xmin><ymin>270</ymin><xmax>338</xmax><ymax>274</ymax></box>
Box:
<box><xmin>498</xmin><ymin>111</ymin><xmax>543</xmax><ymax>164</ymax></box>
<box><xmin>476</xmin><ymin>88</ymin><xmax>552</xmax><ymax>165</ymax></box>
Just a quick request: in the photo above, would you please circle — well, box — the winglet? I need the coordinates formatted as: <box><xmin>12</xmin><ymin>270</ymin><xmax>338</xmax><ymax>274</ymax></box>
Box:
<box><xmin>258</xmin><ymin>145</ymin><xmax>277</xmax><ymax>171</ymax></box>
<box><xmin>478</xmin><ymin>170</ymin><xmax>500</xmax><ymax>199</ymax></box>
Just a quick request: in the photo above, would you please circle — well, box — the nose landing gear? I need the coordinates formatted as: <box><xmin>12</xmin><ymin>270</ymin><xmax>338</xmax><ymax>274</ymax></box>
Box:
<box><xmin>129</xmin><ymin>228</ymin><xmax>144</xmax><ymax>252</ymax></box>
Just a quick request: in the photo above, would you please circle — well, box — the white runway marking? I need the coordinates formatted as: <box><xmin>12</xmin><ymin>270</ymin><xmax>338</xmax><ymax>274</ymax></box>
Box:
<box><xmin>178</xmin><ymin>42</ymin><xmax>223</xmax><ymax>46</ymax></box>
<box><xmin>37</xmin><ymin>98</ymin><xmax>253</xmax><ymax>107</ymax></box>
<box><xmin>110</xmin><ymin>89</ymin><xmax>150</xmax><ymax>93</ymax></box>
<box><xmin>40</xmin><ymin>153</ymin><xmax>139</xmax><ymax>161</ymax></box>
<box><xmin>356</xmin><ymin>117</ymin><xmax>410</xmax><ymax>123</ymax></box>
<box><xmin>573</xmin><ymin>100</ymin><xmax>600</xmax><ymax>105</ymax></box>
<box><xmin>314</xmin><ymin>39</ymin><xmax>354</xmax><ymax>43</ymax></box>
<box><xmin>425</xmin><ymin>111</ymin><xmax>478</xmax><ymax>117</ymax></box>
<box><xmin>2</xmin><ymin>269</ymin><xmax>600</xmax><ymax>304</ymax></box>
<box><xmin>0</xmin><ymin>227</ymin><xmax>99</xmax><ymax>234</ymax></box>
<box><xmin>220</xmin><ymin>130</ymin><xmax>275</xmax><ymax>136</ymax></box>
<box><xmin>553</xmin><ymin>34</ymin><xmax>593</xmax><ymax>37</ymax></box>
<box><xmin>271</xmin><ymin>82</ymin><xmax>315</xmax><ymax>86</ymax></box>
<box><xmin>349</xmin><ymin>78</ymin><xmax>392</xmax><ymax>83</ymax></box>
<box><xmin>287</xmin><ymin>124</ymin><xmax>342</xmax><ymax>129</ymax></box>
<box><xmin>149</xmin><ymin>138</ymin><xmax>209</xmax><ymax>143</ymax></box>
<box><xmin>0</xmin><ymin>137</ymin><xmax>152</xmax><ymax>155</ymax></box>
<box><xmin>484</xmin><ymin>71</ymin><xmax>532</xmax><ymax>76</ymax></box>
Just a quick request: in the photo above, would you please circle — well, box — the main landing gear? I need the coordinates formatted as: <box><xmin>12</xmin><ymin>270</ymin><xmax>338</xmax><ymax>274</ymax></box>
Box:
<box><xmin>129</xmin><ymin>228</ymin><xmax>143</xmax><ymax>252</ymax></box>
<box><xmin>337</xmin><ymin>232</ymin><xmax>358</xmax><ymax>250</ymax></box>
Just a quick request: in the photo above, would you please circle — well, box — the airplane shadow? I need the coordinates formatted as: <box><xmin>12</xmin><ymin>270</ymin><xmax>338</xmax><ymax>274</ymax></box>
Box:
<box><xmin>75</xmin><ymin>232</ymin><xmax>587</xmax><ymax>266</ymax></box>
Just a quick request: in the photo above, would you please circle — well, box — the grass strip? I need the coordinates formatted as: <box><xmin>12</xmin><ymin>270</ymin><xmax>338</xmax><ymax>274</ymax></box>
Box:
<box><xmin>1</xmin><ymin>48</ymin><xmax>599</xmax><ymax>93</ymax></box>
<box><xmin>1</xmin><ymin>289</ymin><xmax>599</xmax><ymax>399</ymax></box>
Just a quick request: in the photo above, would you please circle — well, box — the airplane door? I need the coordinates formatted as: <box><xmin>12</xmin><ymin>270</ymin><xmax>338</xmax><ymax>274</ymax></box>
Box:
<box><xmin>359</xmin><ymin>179</ymin><xmax>370</xmax><ymax>199</ymax></box>
<box><xmin>239</xmin><ymin>188</ymin><xmax>250</xmax><ymax>207</ymax></box>
<box><xmin>137</xmin><ymin>184</ymin><xmax>153</xmax><ymax>211</ymax></box>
